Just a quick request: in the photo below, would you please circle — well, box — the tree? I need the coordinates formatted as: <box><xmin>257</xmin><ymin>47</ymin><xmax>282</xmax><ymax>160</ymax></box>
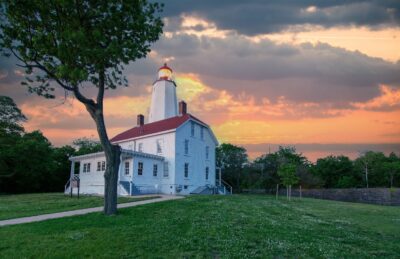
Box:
<box><xmin>0</xmin><ymin>96</ymin><xmax>27</xmax><ymax>179</ymax></box>
<box><xmin>73</xmin><ymin>137</ymin><xmax>103</xmax><ymax>156</ymax></box>
<box><xmin>277</xmin><ymin>163</ymin><xmax>299</xmax><ymax>201</ymax></box>
<box><xmin>0</xmin><ymin>95</ymin><xmax>27</xmax><ymax>134</ymax></box>
<box><xmin>312</xmin><ymin>155</ymin><xmax>358</xmax><ymax>188</ymax></box>
<box><xmin>1</xmin><ymin>1</ymin><xmax>163</xmax><ymax>214</ymax></box>
<box><xmin>216</xmin><ymin>143</ymin><xmax>248</xmax><ymax>192</ymax></box>
<box><xmin>382</xmin><ymin>152</ymin><xmax>400</xmax><ymax>188</ymax></box>
<box><xmin>355</xmin><ymin>151</ymin><xmax>387</xmax><ymax>188</ymax></box>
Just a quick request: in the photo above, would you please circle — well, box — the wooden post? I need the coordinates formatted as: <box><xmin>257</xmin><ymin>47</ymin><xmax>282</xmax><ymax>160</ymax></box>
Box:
<box><xmin>276</xmin><ymin>184</ymin><xmax>279</xmax><ymax>200</ymax></box>
<box><xmin>77</xmin><ymin>179</ymin><xmax>80</xmax><ymax>199</ymax></box>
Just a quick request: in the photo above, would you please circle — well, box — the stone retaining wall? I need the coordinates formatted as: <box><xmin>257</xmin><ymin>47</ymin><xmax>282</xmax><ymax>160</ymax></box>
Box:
<box><xmin>243</xmin><ymin>188</ymin><xmax>400</xmax><ymax>206</ymax></box>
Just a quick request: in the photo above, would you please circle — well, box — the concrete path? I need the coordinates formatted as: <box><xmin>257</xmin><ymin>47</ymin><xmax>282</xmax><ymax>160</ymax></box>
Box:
<box><xmin>0</xmin><ymin>195</ymin><xmax>184</xmax><ymax>227</ymax></box>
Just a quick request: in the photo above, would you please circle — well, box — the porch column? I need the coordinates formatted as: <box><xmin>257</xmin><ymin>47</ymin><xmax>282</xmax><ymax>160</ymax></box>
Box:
<box><xmin>70</xmin><ymin>161</ymin><xmax>75</xmax><ymax>179</ymax></box>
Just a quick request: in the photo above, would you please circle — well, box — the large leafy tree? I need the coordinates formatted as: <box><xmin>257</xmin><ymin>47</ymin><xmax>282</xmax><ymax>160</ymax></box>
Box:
<box><xmin>0</xmin><ymin>1</ymin><xmax>163</xmax><ymax>214</ymax></box>
<box><xmin>216</xmin><ymin>143</ymin><xmax>248</xmax><ymax>192</ymax></box>
<box><xmin>312</xmin><ymin>155</ymin><xmax>359</xmax><ymax>188</ymax></box>
<box><xmin>0</xmin><ymin>95</ymin><xmax>27</xmax><ymax>134</ymax></box>
<box><xmin>73</xmin><ymin>137</ymin><xmax>103</xmax><ymax>156</ymax></box>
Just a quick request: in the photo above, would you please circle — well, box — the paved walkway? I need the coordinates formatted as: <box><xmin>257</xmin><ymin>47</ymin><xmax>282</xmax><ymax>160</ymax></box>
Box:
<box><xmin>0</xmin><ymin>195</ymin><xmax>184</xmax><ymax>227</ymax></box>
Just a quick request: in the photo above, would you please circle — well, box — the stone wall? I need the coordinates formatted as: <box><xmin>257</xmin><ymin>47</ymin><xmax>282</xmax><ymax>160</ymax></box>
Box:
<box><xmin>243</xmin><ymin>188</ymin><xmax>400</xmax><ymax>206</ymax></box>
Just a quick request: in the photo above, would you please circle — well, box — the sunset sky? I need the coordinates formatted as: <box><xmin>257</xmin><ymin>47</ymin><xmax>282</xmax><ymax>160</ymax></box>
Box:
<box><xmin>1</xmin><ymin>1</ymin><xmax>400</xmax><ymax>161</ymax></box>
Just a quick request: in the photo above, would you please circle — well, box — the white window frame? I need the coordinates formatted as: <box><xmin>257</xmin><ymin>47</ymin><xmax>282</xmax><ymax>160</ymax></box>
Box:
<box><xmin>191</xmin><ymin>122</ymin><xmax>195</xmax><ymax>137</ymax></box>
<box><xmin>138</xmin><ymin>143</ymin><xmax>143</xmax><ymax>152</ymax></box>
<box><xmin>153</xmin><ymin>164</ymin><xmax>158</xmax><ymax>177</ymax></box>
<box><xmin>206</xmin><ymin>146</ymin><xmax>209</xmax><ymax>160</ymax></box>
<box><xmin>184</xmin><ymin>139</ymin><xmax>189</xmax><ymax>155</ymax></box>
<box><xmin>205</xmin><ymin>167</ymin><xmax>209</xmax><ymax>180</ymax></box>
<box><xmin>184</xmin><ymin>163</ymin><xmax>189</xmax><ymax>178</ymax></box>
<box><xmin>97</xmin><ymin>161</ymin><xmax>101</xmax><ymax>172</ymax></box>
<box><xmin>124</xmin><ymin>161</ymin><xmax>130</xmax><ymax>175</ymax></box>
<box><xmin>163</xmin><ymin>161</ymin><xmax>169</xmax><ymax>177</ymax></box>
<box><xmin>156</xmin><ymin>139</ymin><xmax>163</xmax><ymax>154</ymax></box>
<box><xmin>101</xmin><ymin>161</ymin><xmax>106</xmax><ymax>171</ymax></box>
<box><xmin>138</xmin><ymin>162</ymin><xmax>143</xmax><ymax>175</ymax></box>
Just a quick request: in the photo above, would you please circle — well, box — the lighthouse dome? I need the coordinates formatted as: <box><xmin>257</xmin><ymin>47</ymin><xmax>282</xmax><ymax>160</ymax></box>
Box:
<box><xmin>158</xmin><ymin>63</ymin><xmax>173</xmax><ymax>80</ymax></box>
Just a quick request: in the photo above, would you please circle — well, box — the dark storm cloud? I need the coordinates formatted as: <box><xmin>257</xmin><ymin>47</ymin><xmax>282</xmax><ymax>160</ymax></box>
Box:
<box><xmin>159</xmin><ymin>0</ymin><xmax>400</xmax><ymax>35</ymax></box>
<box><xmin>152</xmin><ymin>33</ymin><xmax>400</xmax><ymax>106</ymax></box>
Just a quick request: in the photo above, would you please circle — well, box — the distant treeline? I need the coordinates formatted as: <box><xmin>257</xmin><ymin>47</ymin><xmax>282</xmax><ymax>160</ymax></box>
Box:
<box><xmin>1</xmin><ymin>96</ymin><xmax>399</xmax><ymax>194</ymax></box>
<box><xmin>217</xmin><ymin>144</ymin><xmax>400</xmax><ymax>193</ymax></box>
<box><xmin>0</xmin><ymin>96</ymin><xmax>102</xmax><ymax>194</ymax></box>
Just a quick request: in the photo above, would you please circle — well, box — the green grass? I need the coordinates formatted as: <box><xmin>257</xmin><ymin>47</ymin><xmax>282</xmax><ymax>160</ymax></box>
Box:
<box><xmin>0</xmin><ymin>195</ymin><xmax>399</xmax><ymax>258</ymax></box>
<box><xmin>0</xmin><ymin>193</ymin><xmax>158</xmax><ymax>220</ymax></box>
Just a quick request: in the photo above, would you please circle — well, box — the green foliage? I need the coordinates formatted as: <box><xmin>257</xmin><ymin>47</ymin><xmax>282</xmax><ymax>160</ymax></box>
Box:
<box><xmin>312</xmin><ymin>155</ymin><xmax>359</xmax><ymax>188</ymax></box>
<box><xmin>0</xmin><ymin>195</ymin><xmax>399</xmax><ymax>257</ymax></box>
<box><xmin>216</xmin><ymin>143</ymin><xmax>248</xmax><ymax>192</ymax></box>
<box><xmin>354</xmin><ymin>151</ymin><xmax>391</xmax><ymax>187</ymax></box>
<box><xmin>73</xmin><ymin>137</ymin><xmax>103</xmax><ymax>156</ymax></box>
<box><xmin>0</xmin><ymin>95</ymin><xmax>27</xmax><ymax>134</ymax></box>
<box><xmin>277</xmin><ymin>163</ymin><xmax>299</xmax><ymax>187</ymax></box>
<box><xmin>0</xmin><ymin>0</ymin><xmax>164</xmax><ymax>97</ymax></box>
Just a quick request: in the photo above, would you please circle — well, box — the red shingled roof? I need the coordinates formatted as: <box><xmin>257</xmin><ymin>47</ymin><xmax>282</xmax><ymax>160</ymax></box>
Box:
<box><xmin>110</xmin><ymin>114</ymin><xmax>207</xmax><ymax>143</ymax></box>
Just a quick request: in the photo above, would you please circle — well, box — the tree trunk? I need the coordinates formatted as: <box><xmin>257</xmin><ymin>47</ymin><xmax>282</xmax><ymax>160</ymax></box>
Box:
<box><xmin>85</xmin><ymin>102</ymin><xmax>121</xmax><ymax>215</ymax></box>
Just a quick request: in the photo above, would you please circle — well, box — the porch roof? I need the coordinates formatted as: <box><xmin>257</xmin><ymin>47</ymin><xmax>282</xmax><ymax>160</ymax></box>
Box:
<box><xmin>69</xmin><ymin>149</ymin><xmax>165</xmax><ymax>162</ymax></box>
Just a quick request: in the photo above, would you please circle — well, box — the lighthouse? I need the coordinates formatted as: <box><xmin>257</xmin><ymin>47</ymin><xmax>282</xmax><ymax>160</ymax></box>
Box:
<box><xmin>148</xmin><ymin>63</ymin><xmax>178</xmax><ymax>123</ymax></box>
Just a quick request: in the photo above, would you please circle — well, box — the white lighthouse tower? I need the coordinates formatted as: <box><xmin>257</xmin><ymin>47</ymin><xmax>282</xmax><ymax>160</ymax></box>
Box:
<box><xmin>148</xmin><ymin>63</ymin><xmax>178</xmax><ymax>123</ymax></box>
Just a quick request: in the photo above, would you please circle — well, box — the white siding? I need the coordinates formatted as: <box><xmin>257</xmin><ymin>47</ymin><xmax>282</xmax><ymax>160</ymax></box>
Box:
<box><xmin>118</xmin><ymin>132</ymin><xmax>177</xmax><ymax>194</ymax></box>
<box><xmin>175</xmin><ymin>120</ymin><xmax>216</xmax><ymax>194</ymax></box>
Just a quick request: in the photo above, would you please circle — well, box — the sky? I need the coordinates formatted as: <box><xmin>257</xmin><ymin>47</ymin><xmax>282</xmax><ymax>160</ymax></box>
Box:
<box><xmin>1</xmin><ymin>0</ymin><xmax>400</xmax><ymax>161</ymax></box>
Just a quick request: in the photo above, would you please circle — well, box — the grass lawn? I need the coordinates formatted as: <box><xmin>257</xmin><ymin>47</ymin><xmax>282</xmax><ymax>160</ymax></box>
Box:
<box><xmin>0</xmin><ymin>195</ymin><xmax>399</xmax><ymax>258</ymax></box>
<box><xmin>0</xmin><ymin>193</ymin><xmax>159</xmax><ymax>220</ymax></box>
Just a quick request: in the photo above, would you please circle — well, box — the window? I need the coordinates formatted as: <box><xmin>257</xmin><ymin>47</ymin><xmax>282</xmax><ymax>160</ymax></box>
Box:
<box><xmin>156</xmin><ymin>139</ymin><xmax>163</xmax><ymax>154</ymax></box>
<box><xmin>163</xmin><ymin>161</ymin><xmax>169</xmax><ymax>177</ymax></box>
<box><xmin>184</xmin><ymin>185</ymin><xmax>188</xmax><ymax>190</ymax></box>
<box><xmin>138</xmin><ymin>162</ymin><xmax>143</xmax><ymax>175</ymax></box>
<box><xmin>101</xmin><ymin>161</ymin><xmax>106</xmax><ymax>171</ymax></box>
<box><xmin>206</xmin><ymin>146</ymin><xmax>209</xmax><ymax>160</ymax></box>
<box><xmin>191</xmin><ymin>122</ymin><xmax>195</xmax><ymax>136</ymax></box>
<box><xmin>184</xmin><ymin>139</ymin><xmax>189</xmax><ymax>155</ymax></box>
<box><xmin>138</xmin><ymin>143</ymin><xmax>143</xmax><ymax>152</ymax></box>
<box><xmin>153</xmin><ymin>164</ymin><xmax>158</xmax><ymax>177</ymax></box>
<box><xmin>97</xmin><ymin>161</ymin><xmax>101</xmax><ymax>171</ymax></box>
<box><xmin>124</xmin><ymin>161</ymin><xmax>130</xmax><ymax>175</ymax></box>
<box><xmin>83</xmin><ymin>163</ymin><xmax>91</xmax><ymax>173</ymax></box>
<box><xmin>200</xmin><ymin>127</ymin><xmax>204</xmax><ymax>140</ymax></box>
<box><xmin>205</xmin><ymin>167</ymin><xmax>209</xmax><ymax>180</ymax></box>
<box><xmin>184</xmin><ymin>163</ymin><xmax>189</xmax><ymax>178</ymax></box>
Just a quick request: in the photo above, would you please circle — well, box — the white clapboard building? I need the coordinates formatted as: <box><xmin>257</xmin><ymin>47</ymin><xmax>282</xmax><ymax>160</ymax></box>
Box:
<box><xmin>65</xmin><ymin>64</ymin><xmax>227</xmax><ymax>196</ymax></box>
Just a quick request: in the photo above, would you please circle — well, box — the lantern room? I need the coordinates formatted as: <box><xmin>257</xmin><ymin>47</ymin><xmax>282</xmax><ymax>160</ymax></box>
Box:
<box><xmin>158</xmin><ymin>63</ymin><xmax>173</xmax><ymax>81</ymax></box>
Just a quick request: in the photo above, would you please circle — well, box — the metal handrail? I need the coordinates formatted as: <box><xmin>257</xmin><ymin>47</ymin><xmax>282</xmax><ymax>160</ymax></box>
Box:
<box><xmin>64</xmin><ymin>179</ymin><xmax>71</xmax><ymax>193</ymax></box>
<box><xmin>221</xmin><ymin>179</ymin><xmax>233</xmax><ymax>194</ymax></box>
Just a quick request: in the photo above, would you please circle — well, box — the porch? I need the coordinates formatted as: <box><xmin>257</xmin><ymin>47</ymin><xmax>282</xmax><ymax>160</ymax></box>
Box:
<box><xmin>64</xmin><ymin>149</ymin><xmax>165</xmax><ymax>196</ymax></box>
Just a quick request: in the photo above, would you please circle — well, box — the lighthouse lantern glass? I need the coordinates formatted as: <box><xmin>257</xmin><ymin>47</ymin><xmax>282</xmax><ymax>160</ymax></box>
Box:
<box><xmin>158</xmin><ymin>68</ymin><xmax>172</xmax><ymax>80</ymax></box>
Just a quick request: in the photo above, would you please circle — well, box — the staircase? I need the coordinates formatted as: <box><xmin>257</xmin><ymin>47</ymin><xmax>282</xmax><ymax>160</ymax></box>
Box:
<box><xmin>215</xmin><ymin>180</ymin><xmax>233</xmax><ymax>195</ymax></box>
<box><xmin>190</xmin><ymin>186</ymin><xmax>214</xmax><ymax>194</ymax></box>
<box><xmin>64</xmin><ymin>175</ymin><xmax>79</xmax><ymax>194</ymax></box>
<box><xmin>119</xmin><ymin>181</ymin><xmax>132</xmax><ymax>195</ymax></box>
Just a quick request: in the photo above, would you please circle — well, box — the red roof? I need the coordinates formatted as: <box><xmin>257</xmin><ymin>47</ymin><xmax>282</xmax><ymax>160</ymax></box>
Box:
<box><xmin>158</xmin><ymin>63</ymin><xmax>172</xmax><ymax>72</ymax></box>
<box><xmin>110</xmin><ymin>114</ymin><xmax>207</xmax><ymax>143</ymax></box>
